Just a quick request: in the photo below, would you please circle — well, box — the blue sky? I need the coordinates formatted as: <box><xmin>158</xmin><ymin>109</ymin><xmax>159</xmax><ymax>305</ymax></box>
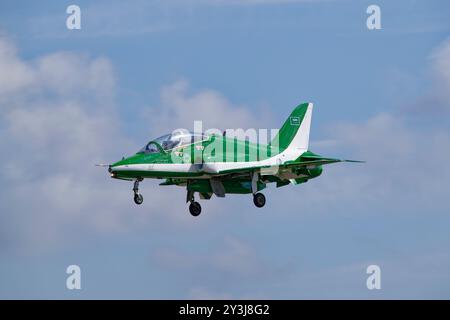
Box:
<box><xmin>0</xmin><ymin>0</ymin><xmax>449</xmax><ymax>299</ymax></box>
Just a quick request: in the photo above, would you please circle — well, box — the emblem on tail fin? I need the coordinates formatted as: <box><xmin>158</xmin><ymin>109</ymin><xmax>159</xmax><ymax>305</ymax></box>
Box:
<box><xmin>289</xmin><ymin>116</ymin><xmax>301</xmax><ymax>126</ymax></box>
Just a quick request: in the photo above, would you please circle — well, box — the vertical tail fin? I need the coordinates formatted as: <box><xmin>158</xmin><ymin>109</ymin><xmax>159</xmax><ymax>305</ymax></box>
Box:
<box><xmin>270</xmin><ymin>102</ymin><xmax>313</xmax><ymax>153</ymax></box>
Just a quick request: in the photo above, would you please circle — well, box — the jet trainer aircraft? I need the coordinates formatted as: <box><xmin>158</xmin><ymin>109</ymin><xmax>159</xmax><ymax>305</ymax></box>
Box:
<box><xmin>99</xmin><ymin>103</ymin><xmax>362</xmax><ymax>216</ymax></box>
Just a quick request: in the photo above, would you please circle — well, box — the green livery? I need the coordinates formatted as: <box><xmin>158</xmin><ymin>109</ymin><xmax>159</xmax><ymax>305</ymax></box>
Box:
<box><xmin>98</xmin><ymin>102</ymin><xmax>363</xmax><ymax>216</ymax></box>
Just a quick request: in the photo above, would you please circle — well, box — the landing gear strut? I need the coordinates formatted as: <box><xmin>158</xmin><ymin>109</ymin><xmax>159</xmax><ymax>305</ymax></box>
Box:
<box><xmin>253</xmin><ymin>192</ymin><xmax>266</xmax><ymax>208</ymax></box>
<box><xmin>251</xmin><ymin>172</ymin><xmax>266</xmax><ymax>208</ymax></box>
<box><xmin>133</xmin><ymin>179</ymin><xmax>143</xmax><ymax>205</ymax></box>
<box><xmin>187</xmin><ymin>190</ymin><xmax>201</xmax><ymax>216</ymax></box>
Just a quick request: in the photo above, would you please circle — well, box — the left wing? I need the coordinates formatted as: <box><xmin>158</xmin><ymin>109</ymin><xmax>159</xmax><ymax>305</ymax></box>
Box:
<box><xmin>282</xmin><ymin>153</ymin><xmax>364</xmax><ymax>168</ymax></box>
<box><xmin>213</xmin><ymin>152</ymin><xmax>364</xmax><ymax>176</ymax></box>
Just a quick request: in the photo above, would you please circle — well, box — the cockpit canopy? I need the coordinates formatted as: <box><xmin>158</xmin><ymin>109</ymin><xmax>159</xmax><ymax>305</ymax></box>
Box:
<box><xmin>138</xmin><ymin>129</ymin><xmax>209</xmax><ymax>154</ymax></box>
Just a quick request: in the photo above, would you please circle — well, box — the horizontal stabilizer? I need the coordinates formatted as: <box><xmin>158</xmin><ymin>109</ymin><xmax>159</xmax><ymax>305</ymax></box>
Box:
<box><xmin>293</xmin><ymin>151</ymin><xmax>365</xmax><ymax>165</ymax></box>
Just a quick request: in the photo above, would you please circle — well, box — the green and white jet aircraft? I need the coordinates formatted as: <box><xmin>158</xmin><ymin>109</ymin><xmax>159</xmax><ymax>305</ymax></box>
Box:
<box><xmin>99</xmin><ymin>103</ymin><xmax>362</xmax><ymax>216</ymax></box>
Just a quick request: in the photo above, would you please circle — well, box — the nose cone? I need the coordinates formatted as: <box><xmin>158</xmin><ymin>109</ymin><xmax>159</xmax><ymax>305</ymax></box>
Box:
<box><xmin>111</xmin><ymin>153</ymin><xmax>144</xmax><ymax>168</ymax></box>
<box><xmin>109</xmin><ymin>153</ymin><xmax>162</xmax><ymax>179</ymax></box>
<box><xmin>109</xmin><ymin>154</ymin><xmax>143</xmax><ymax>179</ymax></box>
<box><xmin>109</xmin><ymin>155</ymin><xmax>137</xmax><ymax>176</ymax></box>
<box><xmin>110</xmin><ymin>158</ymin><xmax>127</xmax><ymax>168</ymax></box>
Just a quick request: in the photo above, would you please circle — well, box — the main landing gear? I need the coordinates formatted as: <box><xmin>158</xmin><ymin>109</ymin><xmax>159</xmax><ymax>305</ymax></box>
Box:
<box><xmin>131</xmin><ymin>179</ymin><xmax>265</xmax><ymax>214</ymax></box>
<box><xmin>186</xmin><ymin>190</ymin><xmax>201</xmax><ymax>217</ymax></box>
<box><xmin>189</xmin><ymin>202</ymin><xmax>202</xmax><ymax>217</ymax></box>
<box><xmin>251</xmin><ymin>172</ymin><xmax>266</xmax><ymax>208</ymax></box>
<box><xmin>253</xmin><ymin>192</ymin><xmax>266</xmax><ymax>208</ymax></box>
<box><xmin>185</xmin><ymin>191</ymin><xmax>265</xmax><ymax>216</ymax></box>
<box><xmin>133</xmin><ymin>179</ymin><xmax>144</xmax><ymax>205</ymax></box>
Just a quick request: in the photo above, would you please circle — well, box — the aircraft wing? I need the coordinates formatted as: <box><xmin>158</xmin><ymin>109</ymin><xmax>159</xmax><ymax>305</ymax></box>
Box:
<box><xmin>213</xmin><ymin>153</ymin><xmax>363</xmax><ymax>176</ymax></box>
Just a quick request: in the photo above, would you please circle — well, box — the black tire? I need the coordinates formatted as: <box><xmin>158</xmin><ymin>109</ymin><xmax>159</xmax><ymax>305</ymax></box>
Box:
<box><xmin>253</xmin><ymin>193</ymin><xmax>266</xmax><ymax>208</ymax></box>
<box><xmin>189</xmin><ymin>201</ymin><xmax>202</xmax><ymax>216</ymax></box>
<box><xmin>134</xmin><ymin>193</ymin><xmax>143</xmax><ymax>205</ymax></box>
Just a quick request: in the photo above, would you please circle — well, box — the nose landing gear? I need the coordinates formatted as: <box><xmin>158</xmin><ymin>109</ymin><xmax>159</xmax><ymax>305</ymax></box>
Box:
<box><xmin>133</xmin><ymin>179</ymin><xmax>144</xmax><ymax>205</ymax></box>
<box><xmin>134</xmin><ymin>193</ymin><xmax>143</xmax><ymax>205</ymax></box>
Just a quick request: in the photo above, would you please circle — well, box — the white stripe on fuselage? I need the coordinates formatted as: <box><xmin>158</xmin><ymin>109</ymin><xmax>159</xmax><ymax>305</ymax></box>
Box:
<box><xmin>112</xmin><ymin>147</ymin><xmax>307</xmax><ymax>178</ymax></box>
<box><xmin>112</xmin><ymin>163</ymin><xmax>201</xmax><ymax>173</ymax></box>
<box><xmin>112</xmin><ymin>103</ymin><xmax>313</xmax><ymax>178</ymax></box>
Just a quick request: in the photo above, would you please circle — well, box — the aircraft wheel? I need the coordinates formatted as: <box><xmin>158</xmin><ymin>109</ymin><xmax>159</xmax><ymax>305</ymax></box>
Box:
<box><xmin>134</xmin><ymin>193</ymin><xmax>143</xmax><ymax>205</ymax></box>
<box><xmin>189</xmin><ymin>201</ymin><xmax>202</xmax><ymax>217</ymax></box>
<box><xmin>253</xmin><ymin>193</ymin><xmax>266</xmax><ymax>208</ymax></box>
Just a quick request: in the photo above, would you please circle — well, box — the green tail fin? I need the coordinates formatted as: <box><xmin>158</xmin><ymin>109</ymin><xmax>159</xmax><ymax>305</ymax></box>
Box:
<box><xmin>270</xmin><ymin>102</ymin><xmax>313</xmax><ymax>153</ymax></box>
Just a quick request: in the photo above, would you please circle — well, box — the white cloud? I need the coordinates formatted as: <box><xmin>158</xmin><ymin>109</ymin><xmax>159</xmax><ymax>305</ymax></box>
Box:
<box><xmin>428</xmin><ymin>37</ymin><xmax>450</xmax><ymax>109</ymax></box>
<box><xmin>430</xmin><ymin>38</ymin><xmax>450</xmax><ymax>89</ymax></box>
<box><xmin>0</xmin><ymin>36</ymin><xmax>274</xmax><ymax>254</ymax></box>
<box><xmin>404</xmin><ymin>37</ymin><xmax>450</xmax><ymax>114</ymax></box>
<box><xmin>35</xmin><ymin>53</ymin><xmax>115</xmax><ymax>100</ymax></box>
<box><xmin>0</xmin><ymin>36</ymin><xmax>185</xmax><ymax>253</ymax></box>
<box><xmin>1</xmin><ymin>32</ymin><xmax>449</xmax><ymax>294</ymax></box>
<box><xmin>148</xmin><ymin>131</ymin><xmax>445</xmax><ymax>298</ymax></box>
<box><xmin>144</xmin><ymin>79</ymin><xmax>274</xmax><ymax>136</ymax></box>
<box><xmin>275</xmin><ymin>111</ymin><xmax>450</xmax><ymax>218</ymax></box>
<box><xmin>0</xmin><ymin>37</ymin><xmax>35</xmax><ymax>98</ymax></box>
